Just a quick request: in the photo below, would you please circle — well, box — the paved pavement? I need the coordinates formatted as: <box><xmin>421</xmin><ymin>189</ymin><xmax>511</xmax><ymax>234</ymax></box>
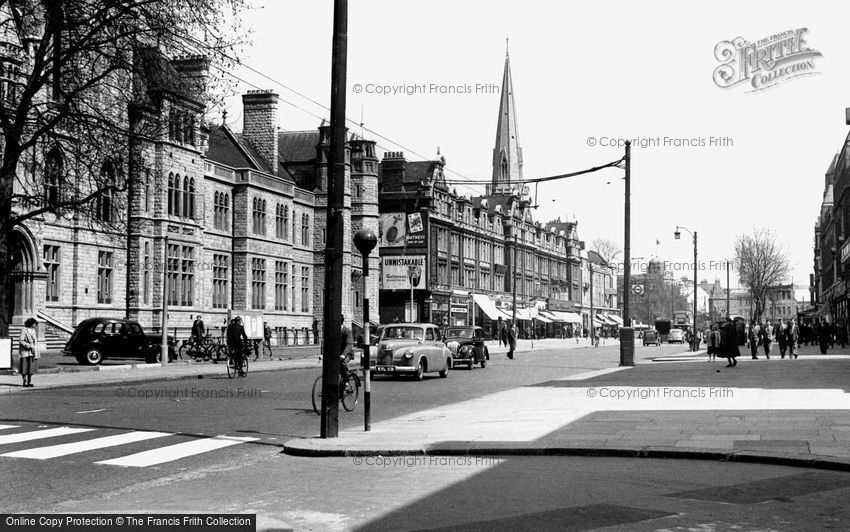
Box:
<box><xmin>284</xmin><ymin>346</ymin><xmax>850</xmax><ymax>472</ymax></box>
<box><xmin>0</xmin><ymin>350</ymin><xmax>322</xmax><ymax>393</ymax></box>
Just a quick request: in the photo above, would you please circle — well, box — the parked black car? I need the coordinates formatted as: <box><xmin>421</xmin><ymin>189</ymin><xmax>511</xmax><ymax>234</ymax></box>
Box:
<box><xmin>444</xmin><ymin>326</ymin><xmax>488</xmax><ymax>369</ymax></box>
<box><xmin>63</xmin><ymin>317</ymin><xmax>177</xmax><ymax>365</ymax></box>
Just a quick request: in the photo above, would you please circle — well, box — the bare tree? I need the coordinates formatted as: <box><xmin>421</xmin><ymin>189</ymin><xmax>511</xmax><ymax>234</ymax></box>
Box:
<box><xmin>734</xmin><ymin>228</ymin><xmax>790</xmax><ymax>322</ymax></box>
<box><xmin>0</xmin><ymin>0</ymin><xmax>247</xmax><ymax>335</ymax></box>
<box><xmin>591</xmin><ymin>238</ymin><xmax>622</xmax><ymax>266</ymax></box>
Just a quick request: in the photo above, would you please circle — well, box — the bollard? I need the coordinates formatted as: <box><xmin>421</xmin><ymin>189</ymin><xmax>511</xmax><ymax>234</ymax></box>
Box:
<box><xmin>619</xmin><ymin>327</ymin><xmax>635</xmax><ymax>366</ymax></box>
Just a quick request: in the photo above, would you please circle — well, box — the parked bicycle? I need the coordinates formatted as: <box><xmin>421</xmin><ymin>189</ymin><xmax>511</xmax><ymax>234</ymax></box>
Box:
<box><xmin>311</xmin><ymin>355</ymin><xmax>360</xmax><ymax>414</ymax></box>
<box><xmin>178</xmin><ymin>334</ymin><xmax>227</xmax><ymax>362</ymax></box>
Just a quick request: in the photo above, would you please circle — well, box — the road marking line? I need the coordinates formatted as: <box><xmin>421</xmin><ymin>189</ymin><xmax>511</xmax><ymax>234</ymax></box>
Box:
<box><xmin>555</xmin><ymin>367</ymin><xmax>631</xmax><ymax>381</ymax></box>
<box><xmin>94</xmin><ymin>435</ymin><xmax>259</xmax><ymax>467</ymax></box>
<box><xmin>1</xmin><ymin>431</ymin><xmax>173</xmax><ymax>459</ymax></box>
<box><xmin>0</xmin><ymin>427</ymin><xmax>96</xmax><ymax>446</ymax></box>
<box><xmin>0</xmin><ymin>425</ymin><xmax>19</xmax><ymax>431</ymax></box>
<box><xmin>75</xmin><ymin>409</ymin><xmax>106</xmax><ymax>414</ymax></box>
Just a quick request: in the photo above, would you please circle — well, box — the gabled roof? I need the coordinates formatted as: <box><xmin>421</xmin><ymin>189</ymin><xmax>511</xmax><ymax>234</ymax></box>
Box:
<box><xmin>206</xmin><ymin>125</ymin><xmax>263</xmax><ymax>171</ymax></box>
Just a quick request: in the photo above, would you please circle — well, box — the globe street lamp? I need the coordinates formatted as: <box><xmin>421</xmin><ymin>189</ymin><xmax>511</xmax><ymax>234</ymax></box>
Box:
<box><xmin>674</xmin><ymin>226</ymin><xmax>698</xmax><ymax>351</ymax></box>
<box><xmin>354</xmin><ymin>228</ymin><xmax>378</xmax><ymax>431</ymax></box>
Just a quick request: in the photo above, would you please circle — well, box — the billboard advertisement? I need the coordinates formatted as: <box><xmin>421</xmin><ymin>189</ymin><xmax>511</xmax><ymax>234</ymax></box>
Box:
<box><xmin>380</xmin><ymin>212</ymin><xmax>426</xmax><ymax>248</ymax></box>
<box><xmin>382</xmin><ymin>255</ymin><xmax>426</xmax><ymax>290</ymax></box>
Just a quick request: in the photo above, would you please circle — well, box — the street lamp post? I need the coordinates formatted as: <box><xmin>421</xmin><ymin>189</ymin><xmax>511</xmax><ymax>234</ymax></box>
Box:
<box><xmin>675</xmin><ymin>226</ymin><xmax>698</xmax><ymax>351</ymax></box>
<box><xmin>353</xmin><ymin>229</ymin><xmax>378</xmax><ymax>432</ymax></box>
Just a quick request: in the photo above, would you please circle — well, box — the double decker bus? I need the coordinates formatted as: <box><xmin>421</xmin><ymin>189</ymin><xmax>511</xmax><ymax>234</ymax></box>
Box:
<box><xmin>672</xmin><ymin>310</ymin><xmax>693</xmax><ymax>334</ymax></box>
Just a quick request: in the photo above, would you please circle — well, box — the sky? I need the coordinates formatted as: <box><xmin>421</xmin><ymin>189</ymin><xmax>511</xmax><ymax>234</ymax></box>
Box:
<box><xmin>214</xmin><ymin>0</ymin><xmax>847</xmax><ymax>294</ymax></box>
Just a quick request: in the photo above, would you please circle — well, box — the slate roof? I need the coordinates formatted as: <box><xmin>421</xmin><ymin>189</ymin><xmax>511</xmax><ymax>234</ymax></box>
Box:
<box><xmin>279</xmin><ymin>131</ymin><xmax>320</xmax><ymax>163</ymax></box>
<box><xmin>206</xmin><ymin>126</ymin><xmax>262</xmax><ymax>171</ymax></box>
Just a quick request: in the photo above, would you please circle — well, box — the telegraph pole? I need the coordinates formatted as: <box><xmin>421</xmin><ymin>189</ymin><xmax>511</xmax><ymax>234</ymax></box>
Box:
<box><xmin>619</xmin><ymin>141</ymin><xmax>634</xmax><ymax>366</ymax></box>
<box><xmin>321</xmin><ymin>0</ymin><xmax>347</xmax><ymax>438</ymax></box>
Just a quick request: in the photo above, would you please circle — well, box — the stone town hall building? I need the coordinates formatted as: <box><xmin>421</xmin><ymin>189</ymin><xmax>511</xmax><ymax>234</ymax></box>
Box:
<box><xmin>2</xmin><ymin>5</ymin><xmax>378</xmax><ymax>343</ymax></box>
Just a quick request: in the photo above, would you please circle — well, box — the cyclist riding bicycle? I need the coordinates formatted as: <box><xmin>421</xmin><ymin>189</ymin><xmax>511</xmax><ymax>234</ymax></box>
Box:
<box><xmin>226</xmin><ymin>316</ymin><xmax>249</xmax><ymax>376</ymax></box>
<box><xmin>339</xmin><ymin>316</ymin><xmax>355</xmax><ymax>393</ymax></box>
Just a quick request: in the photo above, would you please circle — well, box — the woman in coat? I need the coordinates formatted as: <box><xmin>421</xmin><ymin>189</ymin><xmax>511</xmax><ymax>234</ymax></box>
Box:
<box><xmin>18</xmin><ymin>317</ymin><xmax>39</xmax><ymax>387</ymax></box>
<box><xmin>722</xmin><ymin>318</ymin><xmax>739</xmax><ymax>367</ymax></box>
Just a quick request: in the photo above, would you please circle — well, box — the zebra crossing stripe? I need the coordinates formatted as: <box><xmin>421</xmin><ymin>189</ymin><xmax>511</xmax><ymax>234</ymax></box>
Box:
<box><xmin>95</xmin><ymin>435</ymin><xmax>259</xmax><ymax>467</ymax></box>
<box><xmin>1</xmin><ymin>431</ymin><xmax>173</xmax><ymax>459</ymax></box>
<box><xmin>0</xmin><ymin>427</ymin><xmax>96</xmax><ymax>446</ymax></box>
<box><xmin>0</xmin><ymin>425</ymin><xmax>20</xmax><ymax>431</ymax></box>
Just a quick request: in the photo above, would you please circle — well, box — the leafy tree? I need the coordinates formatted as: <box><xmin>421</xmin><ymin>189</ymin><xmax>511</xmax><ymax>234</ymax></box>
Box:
<box><xmin>0</xmin><ymin>0</ymin><xmax>247</xmax><ymax>335</ymax></box>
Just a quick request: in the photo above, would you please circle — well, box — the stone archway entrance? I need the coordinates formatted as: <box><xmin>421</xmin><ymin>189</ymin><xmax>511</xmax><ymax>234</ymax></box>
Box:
<box><xmin>10</xmin><ymin>227</ymin><xmax>38</xmax><ymax>324</ymax></box>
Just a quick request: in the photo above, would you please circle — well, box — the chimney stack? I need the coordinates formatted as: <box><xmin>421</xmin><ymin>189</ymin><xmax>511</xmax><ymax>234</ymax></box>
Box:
<box><xmin>242</xmin><ymin>90</ymin><xmax>280</xmax><ymax>172</ymax></box>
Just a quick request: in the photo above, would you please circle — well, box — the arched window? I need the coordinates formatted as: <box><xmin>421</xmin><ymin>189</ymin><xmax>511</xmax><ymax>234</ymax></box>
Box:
<box><xmin>261</xmin><ymin>200</ymin><xmax>267</xmax><ymax>236</ymax></box>
<box><xmin>183</xmin><ymin>177</ymin><xmax>194</xmax><ymax>218</ymax></box>
<box><xmin>173</xmin><ymin>174</ymin><xmax>181</xmax><ymax>216</ymax></box>
<box><xmin>167</xmin><ymin>173</ymin><xmax>174</xmax><ymax>215</ymax></box>
<box><xmin>144</xmin><ymin>169</ymin><xmax>151</xmax><ymax>213</ymax></box>
<box><xmin>223</xmin><ymin>193</ymin><xmax>230</xmax><ymax>231</ymax></box>
<box><xmin>44</xmin><ymin>147</ymin><xmax>63</xmax><ymax>207</ymax></box>
<box><xmin>95</xmin><ymin>160</ymin><xmax>115</xmax><ymax>222</ymax></box>
<box><xmin>302</xmin><ymin>213</ymin><xmax>310</xmax><ymax>245</ymax></box>
<box><xmin>283</xmin><ymin>205</ymin><xmax>289</xmax><ymax>240</ymax></box>
<box><xmin>213</xmin><ymin>191</ymin><xmax>220</xmax><ymax>228</ymax></box>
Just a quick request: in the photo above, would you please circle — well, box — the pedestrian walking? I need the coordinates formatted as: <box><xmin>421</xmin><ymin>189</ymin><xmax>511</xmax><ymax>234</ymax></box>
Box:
<box><xmin>18</xmin><ymin>317</ymin><xmax>39</xmax><ymax>387</ymax></box>
<box><xmin>777</xmin><ymin>321</ymin><xmax>788</xmax><ymax>358</ymax></box>
<box><xmin>312</xmin><ymin>318</ymin><xmax>320</xmax><ymax>345</ymax></box>
<box><xmin>721</xmin><ymin>317</ymin><xmax>739</xmax><ymax>367</ymax></box>
<box><xmin>191</xmin><ymin>314</ymin><xmax>205</xmax><ymax>344</ymax></box>
<box><xmin>706</xmin><ymin>323</ymin><xmax>720</xmax><ymax>362</ymax></box>
<box><xmin>818</xmin><ymin>319</ymin><xmax>831</xmax><ymax>354</ymax></box>
<box><xmin>838</xmin><ymin>321</ymin><xmax>848</xmax><ymax>349</ymax></box>
<box><xmin>499</xmin><ymin>321</ymin><xmax>507</xmax><ymax>347</ymax></box>
<box><xmin>507</xmin><ymin>321</ymin><xmax>516</xmax><ymax>360</ymax></box>
<box><xmin>748</xmin><ymin>320</ymin><xmax>760</xmax><ymax>359</ymax></box>
<box><xmin>263</xmin><ymin>321</ymin><xmax>273</xmax><ymax>357</ymax></box>
<box><xmin>788</xmin><ymin>320</ymin><xmax>799</xmax><ymax>359</ymax></box>
<box><xmin>761</xmin><ymin>320</ymin><xmax>773</xmax><ymax>359</ymax></box>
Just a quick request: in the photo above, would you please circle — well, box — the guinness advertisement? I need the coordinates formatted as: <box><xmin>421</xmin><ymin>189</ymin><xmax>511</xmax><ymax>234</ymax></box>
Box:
<box><xmin>382</xmin><ymin>255</ymin><xmax>427</xmax><ymax>290</ymax></box>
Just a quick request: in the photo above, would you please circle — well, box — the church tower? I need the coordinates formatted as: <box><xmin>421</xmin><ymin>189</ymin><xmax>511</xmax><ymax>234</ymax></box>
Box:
<box><xmin>488</xmin><ymin>41</ymin><xmax>523</xmax><ymax>196</ymax></box>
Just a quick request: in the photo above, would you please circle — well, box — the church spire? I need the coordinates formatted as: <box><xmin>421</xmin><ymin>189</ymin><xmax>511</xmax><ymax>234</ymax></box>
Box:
<box><xmin>490</xmin><ymin>42</ymin><xmax>523</xmax><ymax>196</ymax></box>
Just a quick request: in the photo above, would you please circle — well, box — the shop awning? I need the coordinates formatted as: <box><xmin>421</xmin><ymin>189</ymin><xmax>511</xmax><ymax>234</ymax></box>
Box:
<box><xmin>548</xmin><ymin>311</ymin><xmax>583</xmax><ymax>323</ymax></box>
<box><xmin>606</xmin><ymin>314</ymin><xmax>624</xmax><ymax>325</ymax></box>
<box><xmin>473</xmin><ymin>294</ymin><xmax>512</xmax><ymax>320</ymax></box>
<box><xmin>599</xmin><ymin>314</ymin><xmax>617</xmax><ymax>325</ymax></box>
<box><xmin>538</xmin><ymin>311</ymin><xmax>561</xmax><ymax>322</ymax></box>
<box><xmin>513</xmin><ymin>307</ymin><xmax>532</xmax><ymax>321</ymax></box>
<box><xmin>593</xmin><ymin>314</ymin><xmax>607</xmax><ymax>325</ymax></box>
<box><xmin>533</xmin><ymin>314</ymin><xmax>552</xmax><ymax>323</ymax></box>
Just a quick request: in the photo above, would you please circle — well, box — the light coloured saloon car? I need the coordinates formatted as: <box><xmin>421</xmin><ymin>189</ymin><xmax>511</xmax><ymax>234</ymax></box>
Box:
<box><xmin>373</xmin><ymin>323</ymin><xmax>452</xmax><ymax>380</ymax></box>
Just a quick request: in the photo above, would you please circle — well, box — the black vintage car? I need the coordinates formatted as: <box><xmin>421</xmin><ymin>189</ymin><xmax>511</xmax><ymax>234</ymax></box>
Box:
<box><xmin>444</xmin><ymin>326</ymin><xmax>488</xmax><ymax>369</ymax></box>
<box><xmin>64</xmin><ymin>317</ymin><xmax>177</xmax><ymax>365</ymax></box>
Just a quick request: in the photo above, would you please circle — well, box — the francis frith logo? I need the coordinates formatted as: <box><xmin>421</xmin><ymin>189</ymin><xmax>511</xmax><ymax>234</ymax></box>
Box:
<box><xmin>713</xmin><ymin>28</ymin><xmax>822</xmax><ymax>92</ymax></box>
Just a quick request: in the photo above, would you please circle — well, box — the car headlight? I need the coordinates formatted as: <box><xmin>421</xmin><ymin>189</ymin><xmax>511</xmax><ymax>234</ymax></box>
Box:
<box><xmin>403</xmin><ymin>350</ymin><xmax>414</xmax><ymax>359</ymax></box>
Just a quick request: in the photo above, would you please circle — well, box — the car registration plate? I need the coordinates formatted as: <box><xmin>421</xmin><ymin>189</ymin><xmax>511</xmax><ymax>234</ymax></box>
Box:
<box><xmin>375</xmin><ymin>365</ymin><xmax>395</xmax><ymax>371</ymax></box>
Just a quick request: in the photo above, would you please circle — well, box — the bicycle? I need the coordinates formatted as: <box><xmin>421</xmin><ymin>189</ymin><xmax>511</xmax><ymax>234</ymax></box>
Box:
<box><xmin>311</xmin><ymin>356</ymin><xmax>360</xmax><ymax>414</ymax></box>
<box><xmin>226</xmin><ymin>340</ymin><xmax>251</xmax><ymax>378</ymax></box>
<box><xmin>179</xmin><ymin>336</ymin><xmax>211</xmax><ymax>361</ymax></box>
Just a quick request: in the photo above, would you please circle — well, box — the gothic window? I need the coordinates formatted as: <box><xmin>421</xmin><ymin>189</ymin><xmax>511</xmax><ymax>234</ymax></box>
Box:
<box><xmin>168</xmin><ymin>173</ymin><xmax>175</xmax><ymax>215</ymax></box>
<box><xmin>44</xmin><ymin>147</ymin><xmax>63</xmax><ymax>207</ymax></box>
<box><xmin>182</xmin><ymin>177</ymin><xmax>195</xmax><ymax>218</ymax></box>
<box><xmin>95</xmin><ymin>161</ymin><xmax>115</xmax><ymax>222</ymax></box>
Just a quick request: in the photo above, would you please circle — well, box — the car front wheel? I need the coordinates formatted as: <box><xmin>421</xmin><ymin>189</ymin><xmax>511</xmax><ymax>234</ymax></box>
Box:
<box><xmin>414</xmin><ymin>359</ymin><xmax>426</xmax><ymax>381</ymax></box>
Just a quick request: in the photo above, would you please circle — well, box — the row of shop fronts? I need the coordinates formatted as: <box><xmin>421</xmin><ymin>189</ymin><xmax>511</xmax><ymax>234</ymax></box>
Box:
<box><xmin>380</xmin><ymin>287</ymin><xmax>622</xmax><ymax>340</ymax></box>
